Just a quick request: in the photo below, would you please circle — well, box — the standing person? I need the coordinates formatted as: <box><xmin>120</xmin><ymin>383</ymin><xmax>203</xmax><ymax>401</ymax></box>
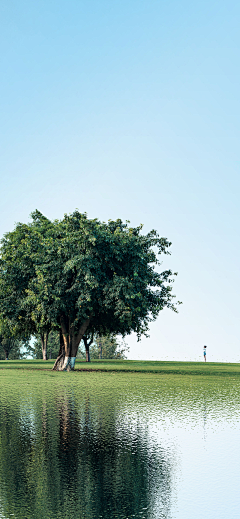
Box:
<box><xmin>203</xmin><ymin>345</ymin><xmax>207</xmax><ymax>362</ymax></box>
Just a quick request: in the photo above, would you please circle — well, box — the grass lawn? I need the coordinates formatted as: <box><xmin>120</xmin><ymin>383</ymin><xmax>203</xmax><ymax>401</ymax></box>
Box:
<box><xmin>0</xmin><ymin>358</ymin><xmax>240</xmax><ymax>376</ymax></box>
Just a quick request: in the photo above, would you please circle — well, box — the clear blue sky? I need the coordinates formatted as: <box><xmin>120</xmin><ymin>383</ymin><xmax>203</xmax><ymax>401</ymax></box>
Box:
<box><xmin>1</xmin><ymin>0</ymin><xmax>239</xmax><ymax>361</ymax></box>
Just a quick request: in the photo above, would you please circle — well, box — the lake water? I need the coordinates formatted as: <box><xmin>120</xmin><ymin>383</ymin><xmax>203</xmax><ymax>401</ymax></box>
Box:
<box><xmin>0</xmin><ymin>371</ymin><xmax>239</xmax><ymax>519</ymax></box>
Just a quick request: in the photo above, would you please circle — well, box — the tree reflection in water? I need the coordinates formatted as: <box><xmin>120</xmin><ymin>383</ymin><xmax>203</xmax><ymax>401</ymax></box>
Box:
<box><xmin>0</xmin><ymin>389</ymin><xmax>173</xmax><ymax>519</ymax></box>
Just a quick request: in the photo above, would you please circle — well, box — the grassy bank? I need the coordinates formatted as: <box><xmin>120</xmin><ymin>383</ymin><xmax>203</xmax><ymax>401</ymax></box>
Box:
<box><xmin>0</xmin><ymin>359</ymin><xmax>240</xmax><ymax>376</ymax></box>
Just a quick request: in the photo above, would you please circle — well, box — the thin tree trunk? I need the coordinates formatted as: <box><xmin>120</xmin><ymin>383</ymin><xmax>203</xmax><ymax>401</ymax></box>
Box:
<box><xmin>41</xmin><ymin>333</ymin><xmax>48</xmax><ymax>360</ymax></box>
<box><xmin>44</xmin><ymin>333</ymin><xmax>48</xmax><ymax>360</ymax></box>
<box><xmin>99</xmin><ymin>338</ymin><xmax>102</xmax><ymax>359</ymax></box>
<box><xmin>83</xmin><ymin>336</ymin><xmax>93</xmax><ymax>362</ymax></box>
<box><xmin>86</xmin><ymin>343</ymin><xmax>90</xmax><ymax>362</ymax></box>
<box><xmin>3</xmin><ymin>340</ymin><xmax>13</xmax><ymax>360</ymax></box>
<box><xmin>40</xmin><ymin>334</ymin><xmax>44</xmax><ymax>359</ymax></box>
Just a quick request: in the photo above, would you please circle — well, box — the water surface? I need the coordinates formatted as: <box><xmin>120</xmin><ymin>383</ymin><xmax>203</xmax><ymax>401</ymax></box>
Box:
<box><xmin>0</xmin><ymin>371</ymin><xmax>239</xmax><ymax>518</ymax></box>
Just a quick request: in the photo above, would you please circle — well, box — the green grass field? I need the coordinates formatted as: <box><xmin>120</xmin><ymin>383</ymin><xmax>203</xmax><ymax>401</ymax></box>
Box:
<box><xmin>0</xmin><ymin>358</ymin><xmax>240</xmax><ymax>376</ymax></box>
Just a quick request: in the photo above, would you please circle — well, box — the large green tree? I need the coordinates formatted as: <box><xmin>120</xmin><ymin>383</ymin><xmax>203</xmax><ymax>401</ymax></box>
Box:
<box><xmin>0</xmin><ymin>210</ymin><xmax>180</xmax><ymax>370</ymax></box>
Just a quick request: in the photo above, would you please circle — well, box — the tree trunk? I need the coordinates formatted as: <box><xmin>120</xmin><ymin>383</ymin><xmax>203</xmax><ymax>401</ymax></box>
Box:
<box><xmin>99</xmin><ymin>338</ymin><xmax>102</xmax><ymax>359</ymax></box>
<box><xmin>52</xmin><ymin>331</ymin><xmax>65</xmax><ymax>370</ymax></box>
<box><xmin>41</xmin><ymin>333</ymin><xmax>48</xmax><ymax>360</ymax></box>
<box><xmin>3</xmin><ymin>340</ymin><xmax>13</xmax><ymax>360</ymax></box>
<box><xmin>86</xmin><ymin>344</ymin><xmax>90</xmax><ymax>362</ymax></box>
<box><xmin>52</xmin><ymin>316</ymin><xmax>91</xmax><ymax>371</ymax></box>
<box><xmin>83</xmin><ymin>336</ymin><xmax>92</xmax><ymax>362</ymax></box>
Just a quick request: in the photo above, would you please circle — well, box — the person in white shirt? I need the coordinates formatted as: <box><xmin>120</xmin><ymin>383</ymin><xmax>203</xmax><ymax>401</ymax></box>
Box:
<box><xmin>203</xmin><ymin>345</ymin><xmax>207</xmax><ymax>362</ymax></box>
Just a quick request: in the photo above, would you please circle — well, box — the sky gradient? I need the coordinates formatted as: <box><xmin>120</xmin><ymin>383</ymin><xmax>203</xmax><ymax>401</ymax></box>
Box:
<box><xmin>1</xmin><ymin>0</ymin><xmax>240</xmax><ymax>361</ymax></box>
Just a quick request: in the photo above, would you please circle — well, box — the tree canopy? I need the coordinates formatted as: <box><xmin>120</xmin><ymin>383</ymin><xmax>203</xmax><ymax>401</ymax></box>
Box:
<box><xmin>0</xmin><ymin>210</ymin><xmax>180</xmax><ymax>369</ymax></box>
